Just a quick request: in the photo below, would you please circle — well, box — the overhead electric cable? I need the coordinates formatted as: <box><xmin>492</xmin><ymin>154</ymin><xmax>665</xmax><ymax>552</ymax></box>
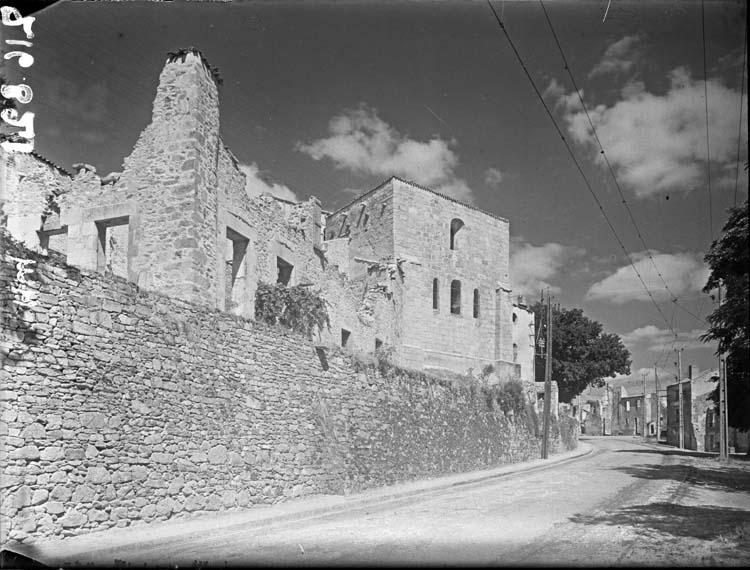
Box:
<box><xmin>485</xmin><ymin>0</ymin><xmax>679</xmax><ymax>339</ymax></box>
<box><xmin>701</xmin><ymin>0</ymin><xmax>714</xmax><ymax>240</ymax></box>
<box><xmin>734</xmin><ymin>22</ymin><xmax>747</xmax><ymax>207</ymax></box>
<box><xmin>538</xmin><ymin>0</ymin><xmax>709</xmax><ymax>329</ymax></box>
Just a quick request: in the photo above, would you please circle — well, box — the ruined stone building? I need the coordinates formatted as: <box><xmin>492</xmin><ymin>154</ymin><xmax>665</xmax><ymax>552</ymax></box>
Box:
<box><xmin>1</xmin><ymin>49</ymin><xmax>529</xmax><ymax>385</ymax></box>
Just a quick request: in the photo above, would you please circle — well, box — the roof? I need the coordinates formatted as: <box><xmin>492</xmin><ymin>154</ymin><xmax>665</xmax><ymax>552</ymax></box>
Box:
<box><xmin>329</xmin><ymin>176</ymin><xmax>509</xmax><ymax>223</ymax></box>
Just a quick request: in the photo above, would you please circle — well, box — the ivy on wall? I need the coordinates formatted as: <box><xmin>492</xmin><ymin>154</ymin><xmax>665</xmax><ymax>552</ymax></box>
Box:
<box><xmin>254</xmin><ymin>282</ymin><xmax>330</xmax><ymax>339</ymax></box>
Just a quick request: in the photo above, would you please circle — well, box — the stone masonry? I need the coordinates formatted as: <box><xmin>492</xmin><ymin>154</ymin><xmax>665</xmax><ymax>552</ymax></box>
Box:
<box><xmin>2</xmin><ymin>48</ymin><xmax>526</xmax><ymax>379</ymax></box>
<box><xmin>0</xmin><ymin>236</ymin><xmax>575</xmax><ymax>543</ymax></box>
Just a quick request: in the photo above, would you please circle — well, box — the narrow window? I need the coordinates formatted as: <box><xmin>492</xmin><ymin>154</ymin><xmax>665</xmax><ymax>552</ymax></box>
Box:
<box><xmin>341</xmin><ymin>329</ymin><xmax>351</xmax><ymax>348</ymax></box>
<box><xmin>432</xmin><ymin>278</ymin><xmax>439</xmax><ymax>310</ymax></box>
<box><xmin>226</xmin><ymin>227</ymin><xmax>250</xmax><ymax>312</ymax></box>
<box><xmin>626</xmin><ymin>401</ymin><xmax>630</xmax><ymax>412</ymax></box>
<box><xmin>277</xmin><ymin>256</ymin><xmax>293</xmax><ymax>285</ymax></box>
<box><xmin>512</xmin><ymin>312</ymin><xmax>518</xmax><ymax>323</ymax></box>
<box><xmin>473</xmin><ymin>288</ymin><xmax>480</xmax><ymax>318</ymax></box>
<box><xmin>450</xmin><ymin>280</ymin><xmax>461</xmax><ymax>315</ymax></box>
<box><xmin>449</xmin><ymin>218</ymin><xmax>465</xmax><ymax>250</ymax></box>
<box><xmin>357</xmin><ymin>204</ymin><xmax>366</xmax><ymax>227</ymax></box>
<box><xmin>513</xmin><ymin>343</ymin><xmax>518</xmax><ymax>363</ymax></box>
<box><xmin>375</xmin><ymin>338</ymin><xmax>383</xmax><ymax>351</ymax></box>
<box><xmin>362</xmin><ymin>213</ymin><xmax>369</xmax><ymax>229</ymax></box>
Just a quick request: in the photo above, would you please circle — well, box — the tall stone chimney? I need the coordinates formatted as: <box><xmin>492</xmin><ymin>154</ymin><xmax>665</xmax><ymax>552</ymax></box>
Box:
<box><xmin>118</xmin><ymin>48</ymin><xmax>222</xmax><ymax>304</ymax></box>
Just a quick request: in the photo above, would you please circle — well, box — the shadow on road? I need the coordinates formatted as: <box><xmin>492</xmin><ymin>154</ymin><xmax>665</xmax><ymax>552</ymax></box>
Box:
<box><xmin>609</xmin><ymin>462</ymin><xmax>750</xmax><ymax>494</ymax></box>
<box><xmin>570</xmin><ymin>503</ymin><xmax>749</xmax><ymax>541</ymax></box>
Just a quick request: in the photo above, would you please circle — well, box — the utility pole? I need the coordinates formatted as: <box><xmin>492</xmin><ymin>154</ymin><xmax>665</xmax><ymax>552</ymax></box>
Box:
<box><xmin>541</xmin><ymin>288</ymin><xmax>552</xmax><ymax>460</ymax></box>
<box><xmin>642</xmin><ymin>371</ymin><xmax>648</xmax><ymax>438</ymax></box>
<box><xmin>654</xmin><ymin>365</ymin><xmax>660</xmax><ymax>442</ymax></box>
<box><xmin>676</xmin><ymin>348</ymin><xmax>684</xmax><ymax>449</ymax></box>
<box><xmin>718</xmin><ymin>283</ymin><xmax>730</xmax><ymax>462</ymax></box>
<box><xmin>719</xmin><ymin>357</ymin><xmax>729</xmax><ymax>460</ymax></box>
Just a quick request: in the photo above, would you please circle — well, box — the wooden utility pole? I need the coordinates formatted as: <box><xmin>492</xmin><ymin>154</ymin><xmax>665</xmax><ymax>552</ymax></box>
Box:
<box><xmin>676</xmin><ymin>348</ymin><xmax>684</xmax><ymax>449</ymax></box>
<box><xmin>654</xmin><ymin>365</ymin><xmax>660</xmax><ymax>442</ymax></box>
<box><xmin>541</xmin><ymin>289</ymin><xmax>552</xmax><ymax>460</ymax></box>
<box><xmin>719</xmin><ymin>357</ymin><xmax>729</xmax><ymax>460</ymax></box>
<box><xmin>718</xmin><ymin>283</ymin><xmax>730</xmax><ymax>462</ymax></box>
<box><xmin>642</xmin><ymin>372</ymin><xmax>648</xmax><ymax>438</ymax></box>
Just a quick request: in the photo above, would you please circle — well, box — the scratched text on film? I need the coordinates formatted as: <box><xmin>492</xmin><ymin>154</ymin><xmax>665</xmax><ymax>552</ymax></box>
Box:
<box><xmin>1</xmin><ymin>6</ymin><xmax>36</xmax><ymax>153</ymax></box>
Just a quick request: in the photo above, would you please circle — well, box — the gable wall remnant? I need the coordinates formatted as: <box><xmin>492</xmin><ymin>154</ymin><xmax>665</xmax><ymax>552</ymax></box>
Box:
<box><xmin>0</xmin><ymin>236</ymin><xmax>575</xmax><ymax>544</ymax></box>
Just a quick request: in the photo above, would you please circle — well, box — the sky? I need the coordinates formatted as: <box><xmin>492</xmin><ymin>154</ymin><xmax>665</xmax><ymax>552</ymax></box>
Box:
<box><xmin>3</xmin><ymin>0</ymin><xmax>747</xmax><ymax>389</ymax></box>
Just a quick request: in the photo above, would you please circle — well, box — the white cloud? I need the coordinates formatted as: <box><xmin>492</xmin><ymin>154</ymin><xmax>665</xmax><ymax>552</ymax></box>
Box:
<box><xmin>484</xmin><ymin>167</ymin><xmax>504</xmax><ymax>188</ymax></box>
<box><xmin>510</xmin><ymin>239</ymin><xmax>585</xmax><ymax>298</ymax></box>
<box><xmin>588</xmin><ymin>35</ymin><xmax>644</xmax><ymax>78</ymax></box>
<box><xmin>296</xmin><ymin>104</ymin><xmax>474</xmax><ymax>203</ymax></box>
<box><xmin>552</xmin><ymin>67</ymin><xmax>748</xmax><ymax>198</ymax></box>
<box><xmin>239</xmin><ymin>163</ymin><xmax>298</xmax><ymax>202</ymax></box>
<box><xmin>620</xmin><ymin>325</ymin><xmax>716</xmax><ymax>353</ymax></box>
<box><xmin>585</xmin><ymin>251</ymin><xmax>709</xmax><ymax>304</ymax></box>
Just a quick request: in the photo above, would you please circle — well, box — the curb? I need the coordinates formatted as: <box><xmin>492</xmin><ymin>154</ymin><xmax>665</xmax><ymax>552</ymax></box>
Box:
<box><xmin>19</xmin><ymin>443</ymin><xmax>594</xmax><ymax>563</ymax></box>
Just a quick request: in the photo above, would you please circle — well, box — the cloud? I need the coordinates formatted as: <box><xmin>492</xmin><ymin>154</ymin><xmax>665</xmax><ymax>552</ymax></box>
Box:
<box><xmin>588</xmin><ymin>35</ymin><xmax>644</xmax><ymax>78</ymax></box>
<box><xmin>296</xmin><ymin>104</ymin><xmax>474</xmax><ymax>203</ymax></box>
<box><xmin>510</xmin><ymin>239</ymin><xmax>585</xmax><ymax>298</ymax></box>
<box><xmin>484</xmin><ymin>167</ymin><xmax>504</xmax><ymax>188</ymax></box>
<box><xmin>239</xmin><ymin>163</ymin><xmax>298</xmax><ymax>202</ymax></box>
<box><xmin>620</xmin><ymin>325</ymin><xmax>716</xmax><ymax>352</ymax></box>
<box><xmin>585</xmin><ymin>251</ymin><xmax>709</xmax><ymax>304</ymax></box>
<box><xmin>551</xmin><ymin>67</ymin><xmax>748</xmax><ymax>198</ymax></box>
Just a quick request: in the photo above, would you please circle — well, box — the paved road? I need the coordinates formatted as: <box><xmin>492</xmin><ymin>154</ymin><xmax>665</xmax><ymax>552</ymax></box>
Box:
<box><xmin>36</xmin><ymin>437</ymin><xmax>750</xmax><ymax>566</ymax></box>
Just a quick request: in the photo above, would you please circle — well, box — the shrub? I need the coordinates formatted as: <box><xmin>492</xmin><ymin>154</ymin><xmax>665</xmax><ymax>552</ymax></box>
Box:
<box><xmin>254</xmin><ymin>282</ymin><xmax>330</xmax><ymax>339</ymax></box>
<box><xmin>492</xmin><ymin>379</ymin><xmax>526</xmax><ymax>415</ymax></box>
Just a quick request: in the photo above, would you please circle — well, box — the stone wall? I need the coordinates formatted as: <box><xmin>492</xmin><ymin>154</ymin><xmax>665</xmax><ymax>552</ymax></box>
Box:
<box><xmin>0</xmin><ymin>236</ymin><xmax>574</xmax><ymax>544</ymax></box>
<box><xmin>0</xmin><ymin>149</ymin><xmax>71</xmax><ymax>248</ymax></box>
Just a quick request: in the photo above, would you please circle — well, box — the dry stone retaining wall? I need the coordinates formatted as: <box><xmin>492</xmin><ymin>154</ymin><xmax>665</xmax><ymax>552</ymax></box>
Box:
<box><xmin>0</xmin><ymin>236</ymin><xmax>574</xmax><ymax>544</ymax></box>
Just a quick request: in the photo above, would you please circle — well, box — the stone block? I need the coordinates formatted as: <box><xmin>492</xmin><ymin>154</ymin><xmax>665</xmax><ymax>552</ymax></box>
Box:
<box><xmin>40</xmin><ymin>446</ymin><xmax>63</xmax><ymax>461</ymax></box>
<box><xmin>59</xmin><ymin>510</ymin><xmax>87</xmax><ymax>528</ymax></box>
<box><xmin>49</xmin><ymin>485</ymin><xmax>72</xmax><ymax>502</ymax></box>
<box><xmin>85</xmin><ymin>466</ymin><xmax>111</xmax><ymax>485</ymax></box>
<box><xmin>71</xmin><ymin>484</ymin><xmax>97</xmax><ymax>503</ymax></box>
<box><xmin>9</xmin><ymin>445</ymin><xmax>40</xmax><ymax>460</ymax></box>
<box><xmin>79</xmin><ymin>412</ymin><xmax>108</xmax><ymax>429</ymax></box>
<box><xmin>10</xmin><ymin>486</ymin><xmax>32</xmax><ymax>509</ymax></box>
<box><xmin>30</xmin><ymin>489</ymin><xmax>48</xmax><ymax>505</ymax></box>
<box><xmin>207</xmin><ymin>445</ymin><xmax>227</xmax><ymax>464</ymax></box>
<box><xmin>45</xmin><ymin>501</ymin><xmax>65</xmax><ymax>515</ymax></box>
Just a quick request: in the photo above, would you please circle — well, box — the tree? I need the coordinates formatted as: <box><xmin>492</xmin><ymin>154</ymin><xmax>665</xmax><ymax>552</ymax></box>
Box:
<box><xmin>702</xmin><ymin>200</ymin><xmax>749</xmax><ymax>432</ymax></box>
<box><xmin>531</xmin><ymin>301</ymin><xmax>631</xmax><ymax>403</ymax></box>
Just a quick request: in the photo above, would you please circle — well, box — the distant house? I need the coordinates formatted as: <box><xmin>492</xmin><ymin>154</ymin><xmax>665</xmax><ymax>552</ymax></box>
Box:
<box><xmin>666</xmin><ymin>366</ymin><xmax>749</xmax><ymax>453</ymax></box>
<box><xmin>610</xmin><ymin>386</ymin><xmax>663</xmax><ymax>437</ymax></box>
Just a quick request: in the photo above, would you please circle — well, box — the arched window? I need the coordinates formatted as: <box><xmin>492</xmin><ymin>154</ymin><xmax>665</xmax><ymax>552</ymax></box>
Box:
<box><xmin>432</xmin><ymin>278</ymin><xmax>439</xmax><ymax>310</ymax></box>
<box><xmin>473</xmin><ymin>288</ymin><xmax>480</xmax><ymax>318</ymax></box>
<box><xmin>513</xmin><ymin>343</ymin><xmax>518</xmax><ymax>362</ymax></box>
<box><xmin>449</xmin><ymin>218</ymin><xmax>465</xmax><ymax>250</ymax></box>
<box><xmin>450</xmin><ymin>280</ymin><xmax>461</xmax><ymax>314</ymax></box>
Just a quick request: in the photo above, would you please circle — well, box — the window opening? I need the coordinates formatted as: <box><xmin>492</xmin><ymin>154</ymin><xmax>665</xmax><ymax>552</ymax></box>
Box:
<box><xmin>341</xmin><ymin>329</ymin><xmax>351</xmax><ymax>348</ymax></box>
<box><xmin>512</xmin><ymin>312</ymin><xmax>518</xmax><ymax>323</ymax></box>
<box><xmin>226</xmin><ymin>227</ymin><xmax>249</xmax><ymax>312</ymax></box>
<box><xmin>432</xmin><ymin>278</ymin><xmax>439</xmax><ymax>310</ymax></box>
<box><xmin>450</xmin><ymin>280</ymin><xmax>461</xmax><ymax>315</ymax></box>
<box><xmin>513</xmin><ymin>343</ymin><xmax>518</xmax><ymax>363</ymax></box>
<box><xmin>449</xmin><ymin>218</ymin><xmax>465</xmax><ymax>250</ymax></box>
<box><xmin>357</xmin><ymin>204</ymin><xmax>366</xmax><ymax>227</ymax></box>
<box><xmin>375</xmin><ymin>338</ymin><xmax>383</xmax><ymax>351</ymax></box>
<box><xmin>95</xmin><ymin>216</ymin><xmax>129</xmax><ymax>278</ymax></box>
<box><xmin>473</xmin><ymin>288</ymin><xmax>480</xmax><ymax>318</ymax></box>
<box><xmin>277</xmin><ymin>256</ymin><xmax>294</xmax><ymax>285</ymax></box>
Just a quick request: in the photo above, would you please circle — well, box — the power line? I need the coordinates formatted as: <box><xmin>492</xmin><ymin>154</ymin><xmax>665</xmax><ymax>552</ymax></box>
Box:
<box><xmin>701</xmin><ymin>0</ymin><xmax>713</xmax><ymax>241</ymax></box>
<box><xmin>734</xmin><ymin>22</ymin><xmax>747</xmax><ymax>207</ymax></box>
<box><xmin>485</xmin><ymin>0</ymin><xmax>678</xmax><ymax>339</ymax></box>
<box><xmin>537</xmin><ymin>0</ymin><xmax>709</xmax><ymax>330</ymax></box>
